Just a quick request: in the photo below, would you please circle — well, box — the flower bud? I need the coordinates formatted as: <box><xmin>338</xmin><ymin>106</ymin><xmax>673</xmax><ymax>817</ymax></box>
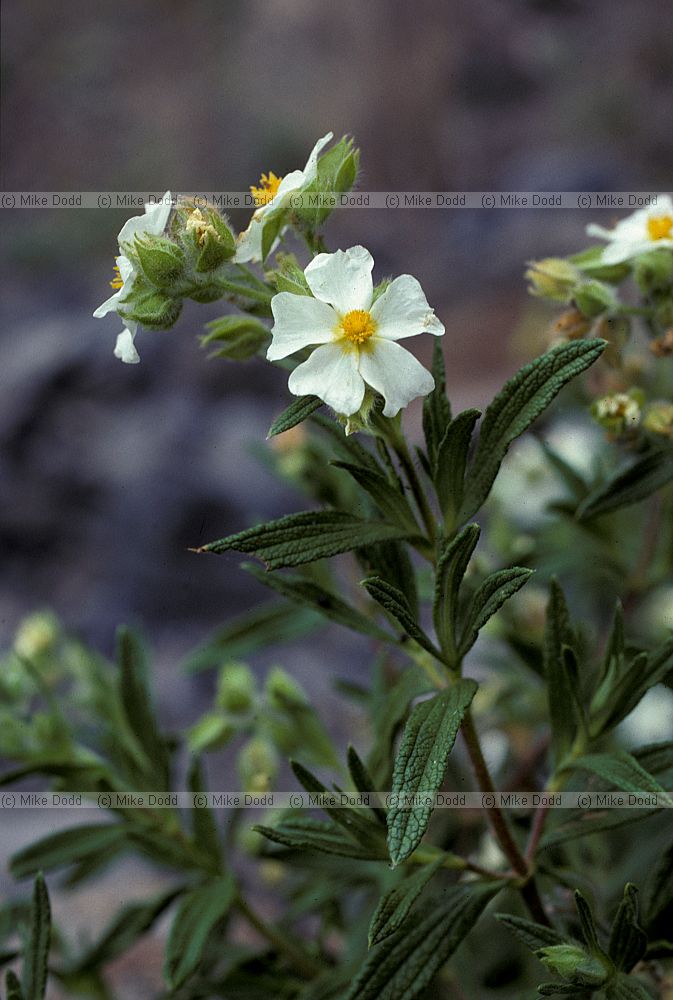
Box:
<box><xmin>237</xmin><ymin>737</ymin><xmax>278</xmax><ymax>794</ymax></box>
<box><xmin>265</xmin><ymin>665</ymin><xmax>307</xmax><ymax>710</ymax></box>
<box><xmin>591</xmin><ymin>390</ymin><xmax>644</xmax><ymax>434</ymax></box>
<box><xmin>181</xmin><ymin>206</ymin><xmax>236</xmax><ymax>271</ymax></box>
<box><xmin>123</xmin><ymin>283</ymin><xmax>182</xmax><ymax>329</ymax></box>
<box><xmin>14</xmin><ymin>611</ymin><xmax>60</xmax><ymax>660</ymax></box>
<box><xmin>525</xmin><ymin>258</ymin><xmax>579</xmax><ymax>301</ymax></box>
<box><xmin>633</xmin><ymin>248</ymin><xmax>673</xmax><ymax>293</ymax></box>
<box><xmin>134</xmin><ymin>235</ymin><xmax>185</xmax><ymax>288</ymax></box>
<box><xmin>643</xmin><ymin>401</ymin><xmax>673</xmax><ymax>437</ymax></box>
<box><xmin>216</xmin><ymin>661</ymin><xmax>256</xmax><ymax>713</ymax></box>
<box><xmin>537</xmin><ymin>945</ymin><xmax>609</xmax><ymax>987</ymax></box>
<box><xmin>574</xmin><ymin>280</ymin><xmax>616</xmax><ymax>317</ymax></box>
<box><xmin>187</xmin><ymin>712</ymin><xmax>237</xmax><ymax>754</ymax></box>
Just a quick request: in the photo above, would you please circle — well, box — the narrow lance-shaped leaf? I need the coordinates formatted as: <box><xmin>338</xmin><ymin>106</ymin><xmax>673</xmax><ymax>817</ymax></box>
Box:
<box><xmin>188</xmin><ymin>757</ymin><xmax>222</xmax><ymax>869</ymax></box>
<box><xmin>574</xmin><ymin>890</ymin><xmax>602</xmax><ymax>954</ymax></box>
<box><xmin>571</xmin><ymin>751</ymin><xmax>668</xmax><ymax>799</ymax></box>
<box><xmin>291</xmin><ymin>760</ymin><xmax>385</xmax><ymax>848</ymax></box>
<box><xmin>495</xmin><ymin>912</ymin><xmax>569</xmax><ymax>953</ymax></box>
<box><xmin>347</xmin><ymin>745</ymin><xmax>387</xmax><ymax>826</ymax></box>
<box><xmin>332</xmin><ymin>461</ymin><xmax>420</xmax><ymax>532</ymax></box>
<box><xmin>432</xmin><ymin>523</ymin><xmax>480</xmax><ymax>662</ymax></box>
<box><xmin>117</xmin><ymin>627</ymin><xmax>169</xmax><ymax>787</ymax></box>
<box><xmin>5</xmin><ymin>971</ymin><xmax>24</xmax><ymax>1000</ymax></box>
<box><xmin>11</xmin><ymin>825</ymin><xmax>128</xmax><ymax>879</ymax></box>
<box><xmin>577</xmin><ymin>446</ymin><xmax>673</xmax><ymax>520</ymax></box>
<box><xmin>434</xmin><ymin>408</ymin><xmax>481</xmax><ymax>523</ymax></box>
<box><xmin>387</xmin><ymin>680</ymin><xmax>478</xmax><ymax>865</ymax></box>
<box><xmin>459</xmin><ymin>338</ymin><xmax>606</xmax><ymax>522</ymax></box>
<box><xmin>368</xmin><ymin>857</ymin><xmax>444</xmax><ymax>946</ymax></box>
<box><xmin>268</xmin><ymin>395</ymin><xmax>322</xmax><ymax>438</ymax></box>
<box><xmin>608</xmin><ymin>884</ymin><xmax>648</xmax><ymax>973</ymax></box>
<box><xmin>164</xmin><ymin>875</ymin><xmax>236</xmax><ymax>989</ymax></box>
<box><xmin>606</xmin><ymin>974</ymin><xmax>658</xmax><ymax>1000</ymax></box>
<box><xmin>362</xmin><ymin>576</ymin><xmax>445</xmax><ymax>662</ymax></box>
<box><xmin>200</xmin><ymin>314</ymin><xmax>270</xmax><ymax>361</ymax></box>
<box><xmin>423</xmin><ymin>339</ymin><xmax>452</xmax><ymax>469</ymax></box>
<box><xmin>23</xmin><ymin>874</ymin><xmax>51</xmax><ymax>1000</ymax></box>
<box><xmin>458</xmin><ymin>566</ymin><xmax>534</xmax><ymax>656</ymax></box>
<box><xmin>345</xmin><ymin>883</ymin><xmax>499</xmax><ymax>1000</ymax></box>
<box><xmin>194</xmin><ymin>510</ymin><xmax>412</xmax><ymax>570</ymax></box>
<box><xmin>544</xmin><ymin>579</ymin><xmax>579</xmax><ymax>767</ymax></box>
<box><xmin>254</xmin><ymin>817</ymin><xmax>388</xmax><ymax>860</ymax></box>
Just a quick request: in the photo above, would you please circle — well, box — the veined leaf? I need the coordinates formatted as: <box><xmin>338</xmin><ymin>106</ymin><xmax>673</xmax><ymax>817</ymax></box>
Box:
<box><xmin>117</xmin><ymin>628</ymin><xmax>169</xmax><ymax>787</ymax></box>
<box><xmin>434</xmin><ymin>408</ymin><xmax>481</xmax><ymax>522</ymax></box>
<box><xmin>184</xmin><ymin>601</ymin><xmax>322</xmax><ymax>672</ymax></box>
<box><xmin>332</xmin><ymin>461</ymin><xmax>420</xmax><ymax>532</ymax></box>
<box><xmin>311</xmin><ymin>412</ymin><xmax>382</xmax><ymax>473</ymax></box>
<box><xmin>609</xmin><ymin>884</ymin><xmax>647</xmax><ymax>973</ymax></box>
<box><xmin>23</xmin><ymin>875</ymin><xmax>50</xmax><ymax>1000</ymax></box>
<box><xmin>195</xmin><ymin>510</ymin><xmax>412</xmax><ymax>570</ymax></box>
<box><xmin>387</xmin><ymin>680</ymin><xmax>478</xmax><ymax>865</ymax></box>
<box><xmin>245</xmin><ymin>563</ymin><xmax>392</xmax><ymax>643</ymax></box>
<box><xmin>164</xmin><ymin>875</ymin><xmax>236</xmax><ymax>988</ymax></box>
<box><xmin>606</xmin><ymin>974</ymin><xmax>657</xmax><ymax>1000</ymax></box>
<box><xmin>458</xmin><ymin>566</ymin><xmax>534</xmax><ymax>655</ymax></box>
<box><xmin>574</xmin><ymin>889</ymin><xmax>601</xmax><ymax>953</ymax></box>
<box><xmin>254</xmin><ymin>818</ymin><xmax>388</xmax><ymax>860</ymax></box>
<box><xmin>200</xmin><ymin>314</ymin><xmax>270</xmax><ymax>360</ymax></box>
<box><xmin>432</xmin><ymin>524</ymin><xmax>480</xmax><ymax>661</ymax></box>
<box><xmin>544</xmin><ymin>579</ymin><xmax>579</xmax><ymax>767</ymax></box>
<box><xmin>11</xmin><ymin>825</ymin><xmax>128</xmax><ymax>879</ymax></box>
<box><xmin>571</xmin><ymin>751</ymin><xmax>668</xmax><ymax>799</ymax></box>
<box><xmin>187</xmin><ymin>757</ymin><xmax>222</xmax><ymax>867</ymax></box>
<box><xmin>368</xmin><ymin>857</ymin><xmax>444</xmax><ymax>946</ymax></box>
<box><xmin>357</xmin><ymin>538</ymin><xmax>419</xmax><ymax>618</ymax></box>
<box><xmin>422</xmin><ymin>340</ymin><xmax>452</xmax><ymax>469</ymax></box>
<box><xmin>345</xmin><ymin>883</ymin><xmax>499</xmax><ymax>1000</ymax></box>
<box><xmin>459</xmin><ymin>339</ymin><xmax>606</xmax><ymax>521</ymax></box>
<box><xmin>577</xmin><ymin>446</ymin><xmax>673</xmax><ymax>520</ymax></box>
<box><xmin>362</xmin><ymin>577</ymin><xmax>444</xmax><ymax>661</ymax></box>
<box><xmin>347</xmin><ymin>745</ymin><xmax>387</xmax><ymax>826</ymax></box>
<box><xmin>268</xmin><ymin>395</ymin><xmax>322</xmax><ymax>438</ymax></box>
<box><xmin>291</xmin><ymin>761</ymin><xmax>385</xmax><ymax>848</ymax></box>
<box><xmin>495</xmin><ymin>912</ymin><xmax>569</xmax><ymax>952</ymax></box>
<box><xmin>592</xmin><ymin>636</ymin><xmax>673</xmax><ymax>737</ymax></box>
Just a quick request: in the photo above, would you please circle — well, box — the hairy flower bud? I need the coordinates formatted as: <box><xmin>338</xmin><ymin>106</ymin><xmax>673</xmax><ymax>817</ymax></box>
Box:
<box><xmin>525</xmin><ymin>258</ymin><xmax>579</xmax><ymax>301</ymax></box>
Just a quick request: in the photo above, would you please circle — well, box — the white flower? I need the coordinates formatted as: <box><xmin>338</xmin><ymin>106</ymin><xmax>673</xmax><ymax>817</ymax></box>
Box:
<box><xmin>94</xmin><ymin>193</ymin><xmax>173</xmax><ymax>362</ymax></box>
<box><xmin>586</xmin><ymin>195</ymin><xmax>673</xmax><ymax>264</ymax></box>
<box><xmin>234</xmin><ymin>133</ymin><xmax>333</xmax><ymax>263</ymax></box>
<box><xmin>267</xmin><ymin>246</ymin><xmax>445</xmax><ymax>418</ymax></box>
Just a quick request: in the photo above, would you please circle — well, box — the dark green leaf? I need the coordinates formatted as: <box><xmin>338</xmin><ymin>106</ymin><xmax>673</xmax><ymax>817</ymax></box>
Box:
<box><xmin>387</xmin><ymin>680</ymin><xmax>478</xmax><ymax>865</ymax></box>
<box><xmin>458</xmin><ymin>567</ymin><xmax>534</xmax><ymax>655</ymax></box>
<box><xmin>5</xmin><ymin>971</ymin><xmax>24</xmax><ymax>1000</ymax></box>
<box><xmin>362</xmin><ymin>577</ymin><xmax>444</xmax><ymax>661</ymax></box>
<box><xmin>23</xmin><ymin>875</ymin><xmax>50</xmax><ymax>1000</ymax></box>
<box><xmin>434</xmin><ymin>408</ymin><xmax>481</xmax><ymax>522</ymax></box>
<box><xmin>644</xmin><ymin>839</ymin><xmax>673</xmax><ymax>926</ymax></box>
<box><xmin>332</xmin><ymin>461</ymin><xmax>420</xmax><ymax>532</ymax></box>
<box><xmin>164</xmin><ymin>875</ymin><xmax>236</xmax><ymax>988</ymax></box>
<box><xmin>268</xmin><ymin>395</ymin><xmax>322</xmax><ymax>438</ymax></box>
<box><xmin>577</xmin><ymin>447</ymin><xmax>673</xmax><ymax>520</ymax></box>
<box><xmin>345</xmin><ymin>883</ymin><xmax>499</xmax><ymax>1000</ymax></box>
<box><xmin>572</xmin><ymin>751</ymin><xmax>667</xmax><ymax>797</ymax></box>
<box><xmin>592</xmin><ymin>636</ymin><xmax>673</xmax><ymax>736</ymax></box>
<box><xmin>11</xmin><ymin>825</ymin><xmax>128</xmax><ymax>879</ymax></box>
<box><xmin>573</xmin><ymin>890</ymin><xmax>601</xmax><ymax>953</ymax></box>
<box><xmin>291</xmin><ymin>761</ymin><xmax>385</xmax><ymax>848</ymax></box>
<box><xmin>254</xmin><ymin>818</ymin><xmax>387</xmax><ymax>860</ymax></box>
<box><xmin>117</xmin><ymin>628</ymin><xmax>169</xmax><ymax>786</ymax></box>
<box><xmin>423</xmin><ymin>340</ymin><xmax>452</xmax><ymax>469</ymax></box>
<box><xmin>357</xmin><ymin>539</ymin><xmax>419</xmax><ymax>618</ymax></box>
<box><xmin>432</xmin><ymin>524</ymin><xmax>480</xmax><ymax>661</ymax></box>
<box><xmin>368</xmin><ymin>858</ymin><xmax>444</xmax><ymax>945</ymax></box>
<box><xmin>605</xmin><ymin>974</ymin><xmax>656</xmax><ymax>1000</ymax></box>
<box><xmin>244</xmin><ymin>563</ymin><xmax>391</xmax><ymax>643</ymax></box>
<box><xmin>184</xmin><ymin>601</ymin><xmax>322</xmax><ymax>672</ymax></box>
<box><xmin>200</xmin><ymin>314</ymin><xmax>270</xmax><ymax>360</ymax></box>
<box><xmin>311</xmin><ymin>413</ymin><xmax>382</xmax><ymax>473</ymax></box>
<box><xmin>544</xmin><ymin>579</ymin><xmax>578</xmax><ymax>767</ymax></box>
<box><xmin>187</xmin><ymin>757</ymin><xmax>222</xmax><ymax>867</ymax></box>
<box><xmin>347</xmin><ymin>746</ymin><xmax>387</xmax><ymax>826</ymax></box>
<box><xmin>196</xmin><ymin>510</ymin><xmax>412</xmax><ymax>569</ymax></box>
<box><xmin>495</xmin><ymin>912</ymin><xmax>569</xmax><ymax>952</ymax></box>
<box><xmin>459</xmin><ymin>339</ymin><xmax>606</xmax><ymax>521</ymax></box>
<box><xmin>609</xmin><ymin>884</ymin><xmax>647</xmax><ymax>973</ymax></box>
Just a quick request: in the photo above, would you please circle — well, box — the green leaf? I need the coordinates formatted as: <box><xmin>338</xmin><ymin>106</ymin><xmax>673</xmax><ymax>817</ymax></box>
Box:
<box><xmin>459</xmin><ymin>339</ymin><xmax>606</xmax><ymax>521</ymax></box>
<box><xmin>572</xmin><ymin>751</ymin><xmax>668</xmax><ymax>798</ymax></box>
<box><xmin>606</xmin><ymin>974</ymin><xmax>656</xmax><ymax>1000</ymax></box>
<box><xmin>434</xmin><ymin>408</ymin><xmax>481</xmax><ymax>523</ymax></box>
<box><xmin>591</xmin><ymin>635</ymin><xmax>673</xmax><ymax>736</ymax></box>
<box><xmin>272</xmin><ymin>257</ymin><xmax>312</xmax><ymax>296</ymax></box>
<box><xmin>184</xmin><ymin>601</ymin><xmax>322</xmax><ymax>672</ymax></box>
<box><xmin>432</xmin><ymin>524</ymin><xmax>481</xmax><ymax>661</ymax></box>
<box><xmin>644</xmin><ymin>838</ymin><xmax>673</xmax><ymax>926</ymax></box>
<box><xmin>544</xmin><ymin>579</ymin><xmax>579</xmax><ymax>767</ymax></box>
<box><xmin>196</xmin><ymin>510</ymin><xmax>412</xmax><ymax>570</ymax></box>
<box><xmin>187</xmin><ymin>757</ymin><xmax>222</xmax><ymax>867</ymax></box>
<box><xmin>347</xmin><ymin>745</ymin><xmax>387</xmax><ymax>826</ymax></box>
<box><xmin>458</xmin><ymin>566</ymin><xmax>534</xmax><ymax>655</ymax></box>
<box><xmin>609</xmin><ymin>884</ymin><xmax>647</xmax><ymax>973</ymax></box>
<box><xmin>117</xmin><ymin>627</ymin><xmax>169</xmax><ymax>787</ymax></box>
<box><xmin>291</xmin><ymin>761</ymin><xmax>385</xmax><ymax>848</ymax></box>
<box><xmin>387</xmin><ymin>680</ymin><xmax>478</xmax><ymax>865</ymax></box>
<box><xmin>332</xmin><ymin>461</ymin><xmax>420</xmax><ymax>532</ymax></box>
<box><xmin>368</xmin><ymin>858</ymin><xmax>444</xmax><ymax>946</ymax></box>
<box><xmin>573</xmin><ymin>890</ymin><xmax>601</xmax><ymax>954</ymax></box>
<box><xmin>495</xmin><ymin>912</ymin><xmax>569</xmax><ymax>952</ymax></box>
<box><xmin>200</xmin><ymin>314</ymin><xmax>271</xmax><ymax>360</ymax></box>
<box><xmin>311</xmin><ymin>412</ymin><xmax>383</xmax><ymax>474</ymax></box>
<box><xmin>5</xmin><ymin>971</ymin><xmax>24</xmax><ymax>1000</ymax></box>
<box><xmin>577</xmin><ymin>447</ymin><xmax>673</xmax><ymax>520</ymax></box>
<box><xmin>357</xmin><ymin>538</ymin><xmax>419</xmax><ymax>619</ymax></box>
<box><xmin>72</xmin><ymin>888</ymin><xmax>182</xmax><ymax>972</ymax></box>
<box><xmin>11</xmin><ymin>825</ymin><xmax>128</xmax><ymax>879</ymax></box>
<box><xmin>362</xmin><ymin>577</ymin><xmax>444</xmax><ymax>661</ymax></box>
<box><xmin>23</xmin><ymin>875</ymin><xmax>50</xmax><ymax>1000</ymax></box>
<box><xmin>422</xmin><ymin>340</ymin><xmax>452</xmax><ymax>469</ymax></box>
<box><xmin>268</xmin><ymin>395</ymin><xmax>323</xmax><ymax>438</ymax></box>
<box><xmin>345</xmin><ymin>883</ymin><xmax>499</xmax><ymax>1000</ymax></box>
<box><xmin>254</xmin><ymin>818</ymin><xmax>387</xmax><ymax>860</ymax></box>
<box><xmin>164</xmin><ymin>875</ymin><xmax>236</xmax><ymax>988</ymax></box>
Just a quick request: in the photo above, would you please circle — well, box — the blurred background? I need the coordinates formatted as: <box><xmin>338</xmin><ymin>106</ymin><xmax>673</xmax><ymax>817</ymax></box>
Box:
<box><xmin>1</xmin><ymin>0</ymin><xmax>672</xmax><ymax>993</ymax></box>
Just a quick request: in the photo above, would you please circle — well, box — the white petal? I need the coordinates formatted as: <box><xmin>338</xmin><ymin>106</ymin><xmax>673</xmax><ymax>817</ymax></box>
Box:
<box><xmin>370</xmin><ymin>274</ymin><xmax>445</xmax><ymax>341</ymax></box>
<box><xmin>94</xmin><ymin>288</ymin><xmax>124</xmax><ymax>319</ymax></box>
<box><xmin>288</xmin><ymin>342</ymin><xmax>365</xmax><ymax>415</ymax></box>
<box><xmin>234</xmin><ymin>216</ymin><xmax>265</xmax><ymax>262</ymax></box>
<box><xmin>598</xmin><ymin>239</ymin><xmax>655</xmax><ymax>265</ymax></box>
<box><xmin>300</xmin><ymin>131</ymin><xmax>333</xmax><ymax>184</ymax></box>
<box><xmin>268</xmin><ymin>294</ymin><xmax>337</xmax><ymax>360</ymax></box>
<box><xmin>359</xmin><ymin>339</ymin><xmax>435</xmax><ymax>417</ymax></box>
<box><xmin>586</xmin><ymin>223</ymin><xmax>616</xmax><ymax>241</ymax></box>
<box><xmin>113</xmin><ymin>324</ymin><xmax>140</xmax><ymax>364</ymax></box>
<box><xmin>273</xmin><ymin>169</ymin><xmax>305</xmax><ymax>200</ymax></box>
<box><xmin>118</xmin><ymin>192</ymin><xmax>172</xmax><ymax>245</ymax></box>
<box><xmin>305</xmin><ymin>246</ymin><xmax>374</xmax><ymax>314</ymax></box>
<box><xmin>93</xmin><ymin>256</ymin><xmax>135</xmax><ymax>318</ymax></box>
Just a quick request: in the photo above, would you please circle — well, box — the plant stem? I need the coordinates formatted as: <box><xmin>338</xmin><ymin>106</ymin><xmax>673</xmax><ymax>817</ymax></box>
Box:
<box><xmin>461</xmin><ymin>709</ymin><xmax>551</xmax><ymax>927</ymax></box>
<box><xmin>236</xmin><ymin>895</ymin><xmax>322</xmax><ymax>978</ymax></box>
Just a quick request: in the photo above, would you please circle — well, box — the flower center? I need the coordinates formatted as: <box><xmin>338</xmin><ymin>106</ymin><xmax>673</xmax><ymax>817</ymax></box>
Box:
<box><xmin>109</xmin><ymin>264</ymin><xmax>124</xmax><ymax>290</ymax></box>
<box><xmin>646</xmin><ymin>215</ymin><xmax>673</xmax><ymax>241</ymax></box>
<box><xmin>250</xmin><ymin>172</ymin><xmax>282</xmax><ymax>206</ymax></box>
<box><xmin>340</xmin><ymin>309</ymin><xmax>377</xmax><ymax>345</ymax></box>
<box><xmin>186</xmin><ymin>207</ymin><xmax>219</xmax><ymax>245</ymax></box>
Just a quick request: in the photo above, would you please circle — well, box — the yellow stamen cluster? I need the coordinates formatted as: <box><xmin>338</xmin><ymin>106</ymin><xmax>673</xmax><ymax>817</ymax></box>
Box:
<box><xmin>647</xmin><ymin>215</ymin><xmax>673</xmax><ymax>241</ymax></box>
<box><xmin>250</xmin><ymin>172</ymin><xmax>282</xmax><ymax>206</ymax></box>
<box><xmin>340</xmin><ymin>309</ymin><xmax>377</xmax><ymax>345</ymax></box>
<box><xmin>186</xmin><ymin>207</ymin><xmax>219</xmax><ymax>246</ymax></box>
<box><xmin>109</xmin><ymin>264</ymin><xmax>124</xmax><ymax>290</ymax></box>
